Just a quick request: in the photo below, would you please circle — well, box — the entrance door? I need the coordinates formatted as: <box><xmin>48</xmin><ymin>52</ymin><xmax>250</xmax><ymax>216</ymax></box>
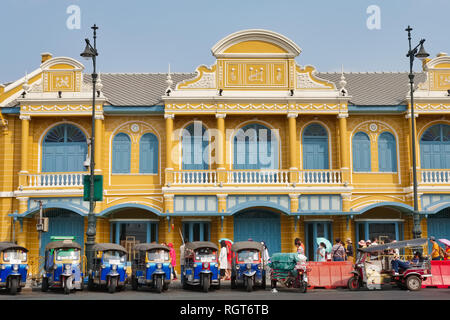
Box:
<box><xmin>40</xmin><ymin>209</ymin><xmax>85</xmax><ymax>258</ymax></box>
<box><xmin>427</xmin><ymin>208</ymin><xmax>450</xmax><ymax>253</ymax></box>
<box><xmin>234</xmin><ymin>210</ymin><xmax>281</xmax><ymax>255</ymax></box>
<box><xmin>305</xmin><ymin>222</ymin><xmax>332</xmax><ymax>261</ymax></box>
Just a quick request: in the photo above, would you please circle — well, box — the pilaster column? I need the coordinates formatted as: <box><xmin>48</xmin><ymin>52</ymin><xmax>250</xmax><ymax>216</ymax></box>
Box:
<box><xmin>405</xmin><ymin>110</ymin><xmax>419</xmax><ymax>188</ymax></box>
<box><xmin>216</xmin><ymin>113</ymin><xmax>226</xmax><ymax>183</ymax></box>
<box><xmin>289</xmin><ymin>193</ymin><xmax>299</xmax><ymax>213</ymax></box>
<box><xmin>165</xmin><ymin>114</ymin><xmax>174</xmax><ymax>185</ymax></box>
<box><xmin>16</xmin><ymin>197</ymin><xmax>29</xmax><ymax>248</ymax></box>
<box><xmin>287</xmin><ymin>112</ymin><xmax>298</xmax><ymax>183</ymax></box>
<box><xmin>338</xmin><ymin>113</ymin><xmax>350</xmax><ymax>184</ymax></box>
<box><xmin>216</xmin><ymin>194</ymin><xmax>228</xmax><ymax>240</ymax></box>
<box><xmin>164</xmin><ymin>193</ymin><xmax>174</xmax><ymax>214</ymax></box>
<box><xmin>94</xmin><ymin>114</ymin><xmax>104</xmax><ymax>174</ymax></box>
<box><xmin>19</xmin><ymin>115</ymin><xmax>30</xmax><ymax>187</ymax></box>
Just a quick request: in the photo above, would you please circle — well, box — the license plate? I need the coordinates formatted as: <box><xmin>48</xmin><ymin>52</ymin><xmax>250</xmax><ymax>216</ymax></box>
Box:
<box><xmin>10</xmin><ymin>260</ymin><xmax>20</xmax><ymax>265</ymax></box>
<box><xmin>200</xmin><ymin>257</ymin><xmax>212</xmax><ymax>263</ymax></box>
<box><xmin>109</xmin><ymin>260</ymin><xmax>120</xmax><ymax>265</ymax></box>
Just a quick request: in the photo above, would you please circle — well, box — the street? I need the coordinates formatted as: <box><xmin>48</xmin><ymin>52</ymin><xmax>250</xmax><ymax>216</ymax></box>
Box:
<box><xmin>1</xmin><ymin>280</ymin><xmax>449</xmax><ymax>300</ymax></box>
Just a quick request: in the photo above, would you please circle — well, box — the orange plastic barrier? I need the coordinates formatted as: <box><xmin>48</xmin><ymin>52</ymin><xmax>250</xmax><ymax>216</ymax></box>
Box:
<box><xmin>422</xmin><ymin>260</ymin><xmax>450</xmax><ymax>289</ymax></box>
<box><xmin>307</xmin><ymin>261</ymin><xmax>353</xmax><ymax>289</ymax></box>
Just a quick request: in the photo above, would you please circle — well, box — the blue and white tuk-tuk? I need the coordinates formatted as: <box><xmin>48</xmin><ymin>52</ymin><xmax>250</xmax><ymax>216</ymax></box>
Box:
<box><xmin>131</xmin><ymin>243</ymin><xmax>172</xmax><ymax>293</ymax></box>
<box><xmin>231</xmin><ymin>241</ymin><xmax>266</xmax><ymax>292</ymax></box>
<box><xmin>41</xmin><ymin>238</ymin><xmax>83</xmax><ymax>294</ymax></box>
<box><xmin>181</xmin><ymin>241</ymin><xmax>220</xmax><ymax>293</ymax></box>
<box><xmin>0</xmin><ymin>242</ymin><xmax>29</xmax><ymax>295</ymax></box>
<box><xmin>87</xmin><ymin>243</ymin><xmax>128</xmax><ymax>293</ymax></box>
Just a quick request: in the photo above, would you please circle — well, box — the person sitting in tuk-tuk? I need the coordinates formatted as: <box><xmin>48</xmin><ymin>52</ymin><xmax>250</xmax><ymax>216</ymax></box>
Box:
<box><xmin>391</xmin><ymin>252</ymin><xmax>423</xmax><ymax>275</ymax></box>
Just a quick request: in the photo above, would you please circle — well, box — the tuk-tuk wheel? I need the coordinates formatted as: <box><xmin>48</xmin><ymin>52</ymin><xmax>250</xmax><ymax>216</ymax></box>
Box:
<box><xmin>202</xmin><ymin>274</ymin><xmax>210</xmax><ymax>293</ymax></box>
<box><xmin>108</xmin><ymin>277</ymin><xmax>117</xmax><ymax>294</ymax></box>
<box><xmin>261</xmin><ymin>275</ymin><xmax>266</xmax><ymax>289</ymax></box>
<box><xmin>347</xmin><ymin>276</ymin><xmax>360</xmax><ymax>291</ymax></box>
<box><xmin>230</xmin><ymin>276</ymin><xmax>237</xmax><ymax>289</ymax></box>
<box><xmin>64</xmin><ymin>278</ymin><xmax>71</xmax><ymax>295</ymax></box>
<box><xmin>299</xmin><ymin>281</ymin><xmax>307</xmax><ymax>293</ymax></box>
<box><xmin>88</xmin><ymin>277</ymin><xmax>94</xmax><ymax>291</ymax></box>
<box><xmin>163</xmin><ymin>282</ymin><xmax>169</xmax><ymax>291</ymax></box>
<box><xmin>181</xmin><ymin>275</ymin><xmax>189</xmax><ymax>290</ymax></box>
<box><xmin>9</xmin><ymin>278</ymin><xmax>18</xmax><ymax>295</ymax></box>
<box><xmin>41</xmin><ymin>277</ymin><xmax>49</xmax><ymax>292</ymax></box>
<box><xmin>405</xmin><ymin>275</ymin><xmax>422</xmax><ymax>291</ymax></box>
<box><xmin>155</xmin><ymin>275</ymin><xmax>163</xmax><ymax>293</ymax></box>
<box><xmin>246</xmin><ymin>277</ymin><xmax>253</xmax><ymax>292</ymax></box>
<box><xmin>271</xmin><ymin>280</ymin><xmax>277</xmax><ymax>289</ymax></box>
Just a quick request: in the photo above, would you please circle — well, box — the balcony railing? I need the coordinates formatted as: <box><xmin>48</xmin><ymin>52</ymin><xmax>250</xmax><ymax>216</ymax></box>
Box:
<box><xmin>26</xmin><ymin>173</ymin><xmax>87</xmax><ymax>188</ymax></box>
<box><xmin>418</xmin><ymin>169</ymin><xmax>450</xmax><ymax>184</ymax></box>
<box><xmin>173</xmin><ymin>170</ymin><xmax>217</xmax><ymax>185</ymax></box>
<box><xmin>299</xmin><ymin>170</ymin><xmax>342</xmax><ymax>184</ymax></box>
<box><xmin>226</xmin><ymin>170</ymin><xmax>290</xmax><ymax>184</ymax></box>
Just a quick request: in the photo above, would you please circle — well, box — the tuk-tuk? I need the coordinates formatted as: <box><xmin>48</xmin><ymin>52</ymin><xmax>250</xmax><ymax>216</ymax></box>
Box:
<box><xmin>0</xmin><ymin>242</ymin><xmax>29</xmax><ymax>295</ymax></box>
<box><xmin>230</xmin><ymin>241</ymin><xmax>266</xmax><ymax>292</ymax></box>
<box><xmin>348</xmin><ymin>238</ymin><xmax>432</xmax><ymax>291</ymax></box>
<box><xmin>131</xmin><ymin>243</ymin><xmax>172</xmax><ymax>293</ymax></box>
<box><xmin>41</xmin><ymin>239</ymin><xmax>83</xmax><ymax>294</ymax></box>
<box><xmin>269</xmin><ymin>252</ymin><xmax>310</xmax><ymax>293</ymax></box>
<box><xmin>87</xmin><ymin>243</ymin><xmax>128</xmax><ymax>293</ymax></box>
<box><xmin>181</xmin><ymin>241</ymin><xmax>220</xmax><ymax>292</ymax></box>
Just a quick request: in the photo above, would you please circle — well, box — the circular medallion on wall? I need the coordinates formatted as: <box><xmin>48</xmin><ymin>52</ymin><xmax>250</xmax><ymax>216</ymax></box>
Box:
<box><xmin>131</xmin><ymin>124</ymin><xmax>140</xmax><ymax>132</ymax></box>
<box><xmin>369</xmin><ymin>123</ymin><xmax>378</xmax><ymax>132</ymax></box>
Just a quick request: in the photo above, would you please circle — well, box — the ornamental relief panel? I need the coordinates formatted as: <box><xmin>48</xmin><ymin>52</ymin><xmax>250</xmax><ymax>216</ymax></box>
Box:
<box><xmin>223</xmin><ymin>60</ymin><xmax>288</xmax><ymax>88</ymax></box>
<box><xmin>351</xmin><ymin>121</ymin><xmax>397</xmax><ymax>143</ymax></box>
<box><xmin>113</xmin><ymin>121</ymin><xmax>160</xmax><ymax>144</ymax></box>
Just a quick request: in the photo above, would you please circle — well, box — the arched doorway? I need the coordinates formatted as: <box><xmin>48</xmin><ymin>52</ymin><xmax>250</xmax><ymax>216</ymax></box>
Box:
<box><xmin>427</xmin><ymin>207</ymin><xmax>450</xmax><ymax>253</ymax></box>
<box><xmin>40</xmin><ymin>209</ymin><xmax>85</xmax><ymax>257</ymax></box>
<box><xmin>234</xmin><ymin>210</ymin><xmax>281</xmax><ymax>254</ymax></box>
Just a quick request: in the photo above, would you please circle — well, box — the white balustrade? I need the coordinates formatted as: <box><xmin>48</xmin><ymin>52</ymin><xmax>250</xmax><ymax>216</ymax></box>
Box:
<box><xmin>173</xmin><ymin>171</ymin><xmax>217</xmax><ymax>185</ymax></box>
<box><xmin>27</xmin><ymin>173</ymin><xmax>87</xmax><ymax>188</ymax></box>
<box><xmin>419</xmin><ymin>169</ymin><xmax>450</xmax><ymax>184</ymax></box>
<box><xmin>226</xmin><ymin>170</ymin><xmax>290</xmax><ymax>184</ymax></box>
<box><xmin>299</xmin><ymin>170</ymin><xmax>342</xmax><ymax>184</ymax></box>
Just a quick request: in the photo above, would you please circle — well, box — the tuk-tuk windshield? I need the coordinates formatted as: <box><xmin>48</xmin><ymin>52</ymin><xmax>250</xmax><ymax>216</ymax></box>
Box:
<box><xmin>55</xmin><ymin>249</ymin><xmax>80</xmax><ymax>261</ymax></box>
<box><xmin>147</xmin><ymin>249</ymin><xmax>170</xmax><ymax>262</ymax></box>
<box><xmin>103</xmin><ymin>250</ymin><xmax>126</xmax><ymax>264</ymax></box>
<box><xmin>195</xmin><ymin>248</ymin><xmax>217</xmax><ymax>263</ymax></box>
<box><xmin>3</xmin><ymin>250</ymin><xmax>27</xmax><ymax>263</ymax></box>
<box><xmin>237</xmin><ymin>250</ymin><xmax>260</xmax><ymax>263</ymax></box>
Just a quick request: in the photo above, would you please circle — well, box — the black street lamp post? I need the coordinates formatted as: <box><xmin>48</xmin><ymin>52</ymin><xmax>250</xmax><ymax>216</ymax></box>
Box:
<box><xmin>80</xmin><ymin>24</ymin><xmax>99</xmax><ymax>271</ymax></box>
<box><xmin>406</xmin><ymin>25</ymin><xmax>429</xmax><ymax>240</ymax></box>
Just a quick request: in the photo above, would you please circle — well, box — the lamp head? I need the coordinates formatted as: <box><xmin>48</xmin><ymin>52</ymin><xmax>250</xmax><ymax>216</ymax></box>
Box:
<box><xmin>415</xmin><ymin>41</ymin><xmax>429</xmax><ymax>60</ymax></box>
<box><xmin>80</xmin><ymin>39</ymin><xmax>96</xmax><ymax>60</ymax></box>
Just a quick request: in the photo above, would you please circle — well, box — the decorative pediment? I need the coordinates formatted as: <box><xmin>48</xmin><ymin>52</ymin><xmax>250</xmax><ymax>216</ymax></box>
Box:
<box><xmin>417</xmin><ymin>53</ymin><xmax>450</xmax><ymax>92</ymax></box>
<box><xmin>176</xmin><ymin>65</ymin><xmax>217</xmax><ymax>90</ymax></box>
<box><xmin>41</xmin><ymin>57</ymin><xmax>85</xmax><ymax>92</ymax></box>
<box><xmin>296</xmin><ymin>65</ymin><xmax>336</xmax><ymax>90</ymax></box>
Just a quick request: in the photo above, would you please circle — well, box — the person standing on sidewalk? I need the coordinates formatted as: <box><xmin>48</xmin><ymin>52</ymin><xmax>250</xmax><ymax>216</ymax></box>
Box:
<box><xmin>345</xmin><ymin>238</ymin><xmax>354</xmax><ymax>263</ymax></box>
<box><xmin>331</xmin><ymin>238</ymin><xmax>346</xmax><ymax>261</ymax></box>
<box><xmin>168</xmin><ymin>243</ymin><xmax>177</xmax><ymax>280</ymax></box>
<box><xmin>219</xmin><ymin>240</ymin><xmax>228</xmax><ymax>280</ymax></box>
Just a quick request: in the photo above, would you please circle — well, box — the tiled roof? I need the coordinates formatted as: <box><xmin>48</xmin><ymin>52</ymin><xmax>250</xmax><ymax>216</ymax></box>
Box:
<box><xmin>318</xmin><ymin>72</ymin><xmax>426</xmax><ymax>106</ymax></box>
<box><xmin>90</xmin><ymin>72</ymin><xmax>427</xmax><ymax>107</ymax></box>
<box><xmin>84</xmin><ymin>73</ymin><xmax>195</xmax><ymax>106</ymax></box>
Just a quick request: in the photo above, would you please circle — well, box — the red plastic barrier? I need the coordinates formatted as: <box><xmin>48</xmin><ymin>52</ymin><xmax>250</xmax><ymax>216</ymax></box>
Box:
<box><xmin>307</xmin><ymin>261</ymin><xmax>353</xmax><ymax>289</ymax></box>
<box><xmin>422</xmin><ymin>260</ymin><xmax>450</xmax><ymax>289</ymax></box>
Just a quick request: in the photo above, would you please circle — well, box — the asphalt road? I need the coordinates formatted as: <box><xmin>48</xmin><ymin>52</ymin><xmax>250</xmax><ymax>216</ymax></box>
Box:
<box><xmin>1</xmin><ymin>280</ymin><xmax>449</xmax><ymax>300</ymax></box>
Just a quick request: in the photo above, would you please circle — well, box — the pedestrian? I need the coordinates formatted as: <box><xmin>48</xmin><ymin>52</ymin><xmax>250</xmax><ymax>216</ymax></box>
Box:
<box><xmin>430</xmin><ymin>237</ymin><xmax>444</xmax><ymax>261</ymax></box>
<box><xmin>261</xmin><ymin>241</ymin><xmax>270</xmax><ymax>263</ymax></box>
<box><xmin>331</xmin><ymin>238</ymin><xmax>346</xmax><ymax>261</ymax></box>
<box><xmin>294</xmin><ymin>238</ymin><xmax>305</xmax><ymax>255</ymax></box>
<box><xmin>316</xmin><ymin>242</ymin><xmax>326</xmax><ymax>262</ymax></box>
<box><xmin>445</xmin><ymin>245</ymin><xmax>450</xmax><ymax>260</ymax></box>
<box><xmin>356</xmin><ymin>240</ymin><xmax>366</xmax><ymax>261</ymax></box>
<box><xmin>345</xmin><ymin>238</ymin><xmax>354</xmax><ymax>262</ymax></box>
<box><xmin>219</xmin><ymin>240</ymin><xmax>228</xmax><ymax>280</ymax></box>
<box><xmin>167</xmin><ymin>243</ymin><xmax>177</xmax><ymax>280</ymax></box>
<box><xmin>225</xmin><ymin>240</ymin><xmax>232</xmax><ymax>280</ymax></box>
<box><xmin>180</xmin><ymin>241</ymin><xmax>188</xmax><ymax>269</ymax></box>
<box><xmin>371</xmin><ymin>238</ymin><xmax>378</xmax><ymax>246</ymax></box>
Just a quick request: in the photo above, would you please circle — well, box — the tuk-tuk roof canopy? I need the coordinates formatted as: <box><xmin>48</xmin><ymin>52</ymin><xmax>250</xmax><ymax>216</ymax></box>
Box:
<box><xmin>231</xmin><ymin>241</ymin><xmax>264</xmax><ymax>253</ymax></box>
<box><xmin>185</xmin><ymin>241</ymin><xmax>218</xmax><ymax>251</ymax></box>
<box><xmin>359</xmin><ymin>238</ymin><xmax>428</xmax><ymax>253</ymax></box>
<box><xmin>45</xmin><ymin>240</ymin><xmax>82</xmax><ymax>250</ymax></box>
<box><xmin>0</xmin><ymin>242</ymin><xmax>28</xmax><ymax>252</ymax></box>
<box><xmin>133</xmin><ymin>243</ymin><xmax>170</xmax><ymax>252</ymax></box>
<box><xmin>92</xmin><ymin>243</ymin><xmax>127</xmax><ymax>253</ymax></box>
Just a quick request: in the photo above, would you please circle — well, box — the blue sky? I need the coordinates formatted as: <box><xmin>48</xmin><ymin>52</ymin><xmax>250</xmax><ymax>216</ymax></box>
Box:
<box><xmin>1</xmin><ymin>0</ymin><xmax>449</xmax><ymax>83</ymax></box>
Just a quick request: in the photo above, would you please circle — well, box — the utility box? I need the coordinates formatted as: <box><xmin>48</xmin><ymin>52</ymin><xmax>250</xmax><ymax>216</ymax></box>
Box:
<box><xmin>36</xmin><ymin>217</ymin><xmax>49</xmax><ymax>232</ymax></box>
<box><xmin>83</xmin><ymin>175</ymin><xmax>103</xmax><ymax>201</ymax></box>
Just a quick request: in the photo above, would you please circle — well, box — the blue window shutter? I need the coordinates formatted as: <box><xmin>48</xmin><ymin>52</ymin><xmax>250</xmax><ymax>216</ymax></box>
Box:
<box><xmin>420</xmin><ymin>124</ymin><xmax>450</xmax><ymax>169</ymax></box>
<box><xmin>42</xmin><ymin>124</ymin><xmax>87</xmax><ymax>172</ymax></box>
<box><xmin>112</xmin><ymin>133</ymin><xmax>131</xmax><ymax>173</ymax></box>
<box><xmin>378</xmin><ymin>132</ymin><xmax>397</xmax><ymax>172</ymax></box>
<box><xmin>353</xmin><ymin>132</ymin><xmax>371</xmax><ymax>172</ymax></box>
<box><xmin>140</xmin><ymin>133</ymin><xmax>158</xmax><ymax>173</ymax></box>
<box><xmin>182</xmin><ymin>123</ymin><xmax>208</xmax><ymax>170</ymax></box>
<box><xmin>302</xmin><ymin>124</ymin><xmax>329</xmax><ymax>170</ymax></box>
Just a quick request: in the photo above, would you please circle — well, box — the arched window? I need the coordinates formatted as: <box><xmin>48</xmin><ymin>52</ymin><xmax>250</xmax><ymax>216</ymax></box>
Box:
<box><xmin>302</xmin><ymin>123</ymin><xmax>328</xmax><ymax>169</ymax></box>
<box><xmin>139</xmin><ymin>133</ymin><xmax>158</xmax><ymax>173</ymax></box>
<box><xmin>353</xmin><ymin>132</ymin><xmax>371</xmax><ymax>172</ymax></box>
<box><xmin>378</xmin><ymin>132</ymin><xmax>397</xmax><ymax>172</ymax></box>
<box><xmin>182</xmin><ymin>122</ymin><xmax>209</xmax><ymax>170</ymax></box>
<box><xmin>42</xmin><ymin>124</ymin><xmax>87</xmax><ymax>172</ymax></box>
<box><xmin>420</xmin><ymin>124</ymin><xmax>450</xmax><ymax>169</ymax></box>
<box><xmin>233</xmin><ymin>123</ymin><xmax>277</xmax><ymax>169</ymax></box>
<box><xmin>112</xmin><ymin>133</ymin><xmax>131</xmax><ymax>173</ymax></box>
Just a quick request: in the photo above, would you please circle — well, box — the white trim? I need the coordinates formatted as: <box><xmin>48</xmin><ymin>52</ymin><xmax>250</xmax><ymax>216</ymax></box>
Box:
<box><xmin>162</xmin><ymin>186</ymin><xmax>353</xmax><ymax>193</ymax></box>
<box><xmin>181</xmin><ymin>218</ymin><xmax>212</xmax><ymax>221</ymax></box>
<box><xmin>303</xmin><ymin>219</ymin><xmax>333</xmax><ymax>222</ymax></box>
<box><xmin>109</xmin><ymin>218</ymin><xmax>160</xmax><ymax>222</ymax></box>
<box><xmin>14</xmin><ymin>190</ymin><xmax>83</xmax><ymax>197</ymax></box>
<box><xmin>0</xmin><ymin>192</ymin><xmax>14</xmax><ymax>197</ymax></box>
<box><xmin>353</xmin><ymin>219</ymin><xmax>405</xmax><ymax>222</ymax></box>
<box><xmin>40</xmin><ymin>56</ymin><xmax>85</xmax><ymax>71</ymax></box>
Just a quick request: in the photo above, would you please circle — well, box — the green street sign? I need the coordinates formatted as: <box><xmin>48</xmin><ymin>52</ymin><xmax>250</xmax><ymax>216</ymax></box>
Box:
<box><xmin>83</xmin><ymin>175</ymin><xmax>103</xmax><ymax>201</ymax></box>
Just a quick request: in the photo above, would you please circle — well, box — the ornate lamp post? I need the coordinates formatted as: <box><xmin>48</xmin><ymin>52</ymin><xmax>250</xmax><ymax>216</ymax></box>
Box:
<box><xmin>406</xmin><ymin>25</ymin><xmax>429</xmax><ymax>240</ymax></box>
<box><xmin>80</xmin><ymin>24</ymin><xmax>99</xmax><ymax>270</ymax></box>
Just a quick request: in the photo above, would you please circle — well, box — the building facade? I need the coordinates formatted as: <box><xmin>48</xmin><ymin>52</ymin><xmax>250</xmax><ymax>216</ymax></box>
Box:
<box><xmin>1</xmin><ymin>29</ymin><xmax>449</xmax><ymax>273</ymax></box>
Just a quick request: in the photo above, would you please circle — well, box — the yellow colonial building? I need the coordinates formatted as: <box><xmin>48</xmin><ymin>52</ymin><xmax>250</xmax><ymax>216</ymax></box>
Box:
<box><xmin>1</xmin><ymin>29</ymin><xmax>449</xmax><ymax>273</ymax></box>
